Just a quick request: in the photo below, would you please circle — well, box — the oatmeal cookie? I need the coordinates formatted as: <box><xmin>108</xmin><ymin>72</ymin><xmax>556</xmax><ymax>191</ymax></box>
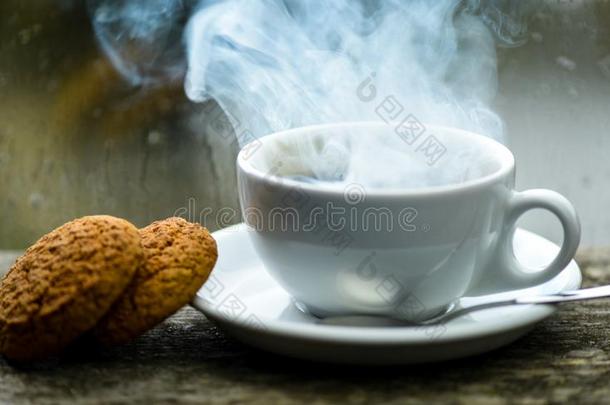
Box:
<box><xmin>0</xmin><ymin>216</ymin><xmax>142</xmax><ymax>361</ymax></box>
<box><xmin>94</xmin><ymin>217</ymin><xmax>217</xmax><ymax>345</ymax></box>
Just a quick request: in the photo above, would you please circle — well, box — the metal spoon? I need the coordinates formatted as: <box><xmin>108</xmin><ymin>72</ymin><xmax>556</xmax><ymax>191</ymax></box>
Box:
<box><xmin>417</xmin><ymin>285</ymin><xmax>610</xmax><ymax>326</ymax></box>
<box><xmin>315</xmin><ymin>286</ymin><xmax>610</xmax><ymax>327</ymax></box>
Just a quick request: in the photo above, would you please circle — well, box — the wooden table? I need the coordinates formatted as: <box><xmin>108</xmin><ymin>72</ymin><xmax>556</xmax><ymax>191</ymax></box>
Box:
<box><xmin>1</xmin><ymin>249</ymin><xmax>609</xmax><ymax>404</ymax></box>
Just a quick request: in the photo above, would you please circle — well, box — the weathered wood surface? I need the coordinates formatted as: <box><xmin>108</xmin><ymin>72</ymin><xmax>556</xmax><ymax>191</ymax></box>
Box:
<box><xmin>1</xmin><ymin>249</ymin><xmax>609</xmax><ymax>405</ymax></box>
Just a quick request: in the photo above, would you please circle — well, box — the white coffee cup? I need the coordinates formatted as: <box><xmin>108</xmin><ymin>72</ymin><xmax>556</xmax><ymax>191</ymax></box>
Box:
<box><xmin>236</xmin><ymin>122</ymin><xmax>580</xmax><ymax>321</ymax></box>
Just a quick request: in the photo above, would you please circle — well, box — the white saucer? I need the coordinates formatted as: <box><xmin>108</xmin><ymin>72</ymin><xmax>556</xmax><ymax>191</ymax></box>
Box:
<box><xmin>192</xmin><ymin>224</ymin><xmax>582</xmax><ymax>365</ymax></box>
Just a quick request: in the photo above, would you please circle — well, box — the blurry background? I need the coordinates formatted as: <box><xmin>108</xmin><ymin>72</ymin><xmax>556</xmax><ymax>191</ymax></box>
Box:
<box><xmin>0</xmin><ymin>0</ymin><xmax>239</xmax><ymax>248</ymax></box>
<box><xmin>0</xmin><ymin>0</ymin><xmax>609</xmax><ymax>248</ymax></box>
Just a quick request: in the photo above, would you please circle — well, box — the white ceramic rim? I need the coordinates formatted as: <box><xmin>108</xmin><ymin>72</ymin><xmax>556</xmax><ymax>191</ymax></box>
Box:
<box><xmin>236</xmin><ymin>121</ymin><xmax>515</xmax><ymax>197</ymax></box>
<box><xmin>193</xmin><ymin>224</ymin><xmax>582</xmax><ymax>345</ymax></box>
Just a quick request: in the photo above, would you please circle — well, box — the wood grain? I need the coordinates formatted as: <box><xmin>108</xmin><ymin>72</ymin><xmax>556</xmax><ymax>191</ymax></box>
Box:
<box><xmin>0</xmin><ymin>250</ymin><xmax>609</xmax><ymax>404</ymax></box>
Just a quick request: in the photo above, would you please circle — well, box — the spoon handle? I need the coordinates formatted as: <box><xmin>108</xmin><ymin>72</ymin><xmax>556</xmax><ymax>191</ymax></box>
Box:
<box><xmin>516</xmin><ymin>285</ymin><xmax>610</xmax><ymax>305</ymax></box>
<box><xmin>419</xmin><ymin>285</ymin><xmax>610</xmax><ymax>325</ymax></box>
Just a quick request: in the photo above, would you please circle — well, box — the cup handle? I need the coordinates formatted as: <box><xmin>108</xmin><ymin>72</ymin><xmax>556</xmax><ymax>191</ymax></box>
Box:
<box><xmin>492</xmin><ymin>189</ymin><xmax>581</xmax><ymax>290</ymax></box>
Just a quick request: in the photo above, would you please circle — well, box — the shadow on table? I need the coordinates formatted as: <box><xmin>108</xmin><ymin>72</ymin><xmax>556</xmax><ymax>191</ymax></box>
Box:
<box><xmin>3</xmin><ymin>305</ymin><xmax>592</xmax><ymax>387</ymax></box>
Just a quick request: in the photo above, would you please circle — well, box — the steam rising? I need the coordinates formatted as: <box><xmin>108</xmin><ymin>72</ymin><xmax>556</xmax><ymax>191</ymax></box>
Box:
<box><xmin>90</xmin><ymin>0</ymin><xmax>531</xmax><ymax>187</ymax></box>
<box><xmin>89</xmin><ymin>0</ymin><xmax>191</xmax><ymax>85</ymax></box>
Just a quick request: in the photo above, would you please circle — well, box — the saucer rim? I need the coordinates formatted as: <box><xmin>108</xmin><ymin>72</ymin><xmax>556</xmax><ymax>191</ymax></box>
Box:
<box><xmin>193</xmin><ymin>224</ymin><xmax>582</xmax><ymax>345</ymax></box>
